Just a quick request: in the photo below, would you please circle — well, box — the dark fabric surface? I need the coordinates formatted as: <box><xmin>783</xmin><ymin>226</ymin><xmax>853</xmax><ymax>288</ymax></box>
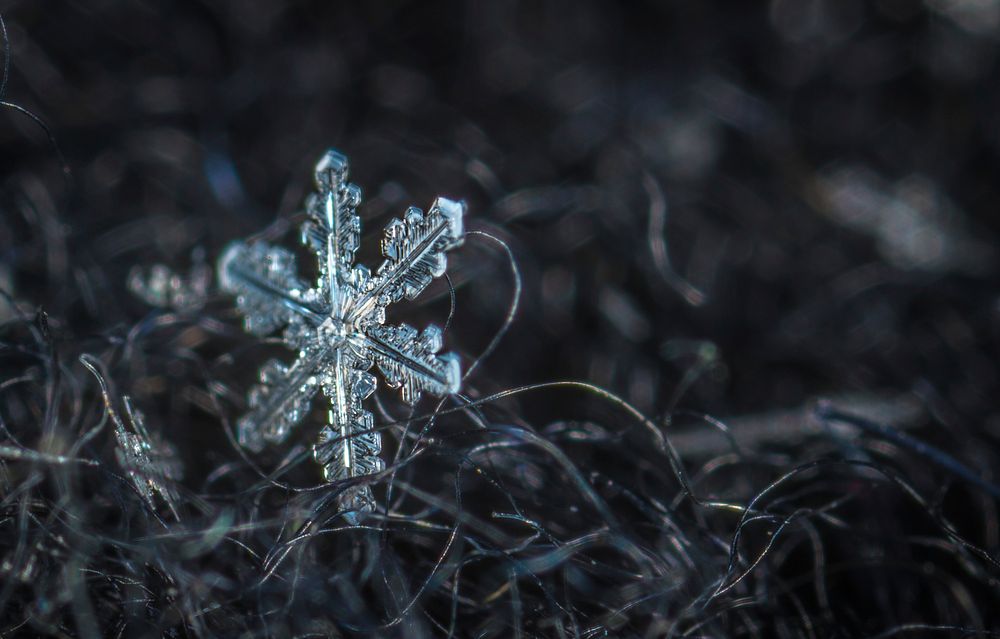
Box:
<box><xmin>1</xmin><ymin>2</ymin><xmax>999</xmax><ymax>636</ymax></box>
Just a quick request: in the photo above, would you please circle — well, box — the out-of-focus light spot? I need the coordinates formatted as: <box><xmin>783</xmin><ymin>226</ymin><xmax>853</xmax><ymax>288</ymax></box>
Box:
<box><xmin>769</xmin><ymin>0</ymin><xmax>864</xmax><ymax>43</ymax></box>
<box><xmin>0</xmin><ymin>265</ymin><xmax>14</xmax><ymax>322</ymax></box>
<box><xmin>599</xmin><ymin>288</ymin><xmax>651</xmax><ymax>342</ymax></box>
<box><xmin>136</xmin><ymin>77</ymin><xmax>188</xmax><ymax>114</ymax></box>
<box><xmin>545</xmin><ymin>65</ymin><xmax>604</xmax><ymax>114</ymax></box>
<box><xmin>632</xmin><ymin>107</ymin><xmax>720</xmax><ymax>181</ymax></box>
<box><xmin>817</xmin><ymin>164</ymin><xmax>996</xmax><ymax>274</ymax></box>
<box><xmin>927</xmin><ymin>0</ymin><xmax>1000</xmax><ymax>35</ymax></box>
<box><xmin>370</xmin><ymin>65</ymin><xmax>429</xmax><ymax>111</ymax></box>
<box><xmin>484</xmin><ymin>44</ymin><xmax>534</xmax><ymax>94</ymax></box>
<box><xmin>205</xmin><ymin>151</ymin><xmax>244</xmax><ymax>207</ymax></box>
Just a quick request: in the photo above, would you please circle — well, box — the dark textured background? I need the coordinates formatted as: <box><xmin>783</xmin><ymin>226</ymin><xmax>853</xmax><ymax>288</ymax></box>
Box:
<box><xmin>1</xmin><ymin>1</ymin><xmax>999</xmax><ymax>637</ymax></box>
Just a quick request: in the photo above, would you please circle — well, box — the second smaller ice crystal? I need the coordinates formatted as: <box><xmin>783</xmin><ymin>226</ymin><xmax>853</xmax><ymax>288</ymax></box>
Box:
<box><xmin>81</xmin><ymin>354</ymin><xmax>182</xmax><ymax>519</ymax></box>
<box><xmin>128</xmin><ymin>248</ymin><xmax>212</xmax><ymax>312</ymax></box>
<box><xmin>114</xmin><ymin>397</ymin><xmax>183</xmax><ymax>518</ymax></box>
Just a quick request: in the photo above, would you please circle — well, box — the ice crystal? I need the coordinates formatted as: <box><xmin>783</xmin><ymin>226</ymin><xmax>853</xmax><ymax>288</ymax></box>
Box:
<box><xmin>218</xmin><ymin>149</ymin><xmax>465</xmax><ymax>518</ymax></box>
<box><xmin>113</xmin><ymin>396</ymin><xmax>183</xmax><ymax>519</ymax></box>
<box><xmin>128</xmin><ymin>248</ymin><xmax>212</xmax><ymax>312</ymax></box>
<box><xmin>80</xmin><ymin>355</ymin><xmax>182</xmax><ymax>519</ymax></box>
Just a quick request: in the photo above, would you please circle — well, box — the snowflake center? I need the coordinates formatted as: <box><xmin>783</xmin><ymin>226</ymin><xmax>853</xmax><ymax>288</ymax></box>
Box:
<box><xmin>318</xmin><ymin>317</ymin><xmax>348</xmax><ymax>345</ymax></box>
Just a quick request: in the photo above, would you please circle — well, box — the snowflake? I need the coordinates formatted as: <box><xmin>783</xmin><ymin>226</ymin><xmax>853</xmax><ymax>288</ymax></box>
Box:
<box><xmin>218</xmin><ymin>149</ymin><xmax>465</xmax><ymax>517</ymax></box>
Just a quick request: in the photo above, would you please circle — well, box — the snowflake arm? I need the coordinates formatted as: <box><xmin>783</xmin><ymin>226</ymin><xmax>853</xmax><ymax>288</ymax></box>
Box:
<box><xmin>362</xmin><ymin>322</ymin><xmax>460</xmax><ymax>404</ymax></box>
<box><xmin>236</xmin><ymin>350</ymin><xmax>327</xmax><ymax>452</ymax></box>
<box><xmin>303</xmin><ymin>149</ymin><xmax>362</xmax><ymax>318</ymax></box>
<box><xmin>312</xmin><ymin>347</ymin><xmax>383</xmax><ymax>482</ymax></box>
<box><xmin>347</xmin><ymin>197</ymin><xmax>465</xmax><ymax>325</ymax></box>
<box><xmin>218</xmin><ymin>242</ymin><xmax>325</xmax><ymax>332</ymax></box>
